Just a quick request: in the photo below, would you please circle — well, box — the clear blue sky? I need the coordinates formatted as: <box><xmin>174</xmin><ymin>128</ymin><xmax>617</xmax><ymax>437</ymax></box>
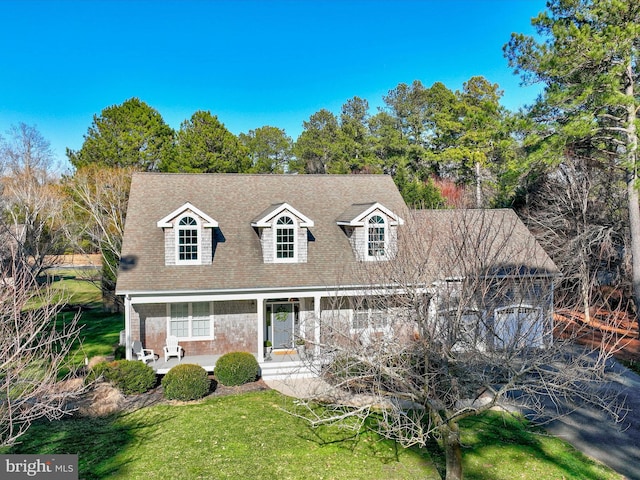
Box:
<box><xmin>0</xmin><ymin>0</ymin><xmax>546</xmax><ymax>171</ymax></box>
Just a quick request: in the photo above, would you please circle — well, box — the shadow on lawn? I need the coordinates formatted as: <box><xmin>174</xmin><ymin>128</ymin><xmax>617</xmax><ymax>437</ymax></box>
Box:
<box><xmin>294</xmin><ymin>414</ymin><xmax>440</xmax><ymax>476</ymax></box>
<box><xmin>460</xmin><ymin>413</ymin><xmax>613</xmax><ymax>480</ymax></box>
<box><xmin>6</xmin><ymin>410</ymin><xmax>169</xmax><ymax>479</ymax></box>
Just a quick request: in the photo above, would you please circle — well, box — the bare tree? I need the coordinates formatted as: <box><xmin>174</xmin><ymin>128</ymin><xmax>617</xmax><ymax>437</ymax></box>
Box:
<box><xmin>63</xmin><ymin>165</ymin><xmax>132</xmax><ymax>311</ymax></box>
<box><xmin>0</xmin><ymin>123</ymin><xmax>66</xmax><ymax>275</ymax></box>
<box><xmin>523</xmin><ymin>154</ymin><xmax>629</xmax><ymax>322</ymax></box>
<box><xmin>293</xmin><ymin>210</ymin><xmax>626</xmax><ymax>480</ymax></box>
<box><xmin>0</xmin><ymin>245</ymin><xmax>83</xmax><ymax>447</ymax></box>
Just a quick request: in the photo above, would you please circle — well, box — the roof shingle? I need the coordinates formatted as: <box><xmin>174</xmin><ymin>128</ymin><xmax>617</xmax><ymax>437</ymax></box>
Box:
<box><xmin>116</xmin><ymin>173</ymin><xmax>407</xmax><ymax>294</ymax></box>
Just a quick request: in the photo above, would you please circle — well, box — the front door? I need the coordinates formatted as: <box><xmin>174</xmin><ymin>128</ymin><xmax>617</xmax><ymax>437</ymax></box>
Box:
<box><xmin>271</xmin><ymin>302</ymin><xmax>294</xmax><ymax>349</ymax></box>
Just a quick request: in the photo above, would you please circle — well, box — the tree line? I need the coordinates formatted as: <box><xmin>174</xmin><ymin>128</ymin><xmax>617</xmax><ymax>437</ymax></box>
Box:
<box><xmin>0</xmin><ymin>74</ymin><xmax>532</xmax><ymax>308</ymax></box>
<box><xmin>63</xmin><ymin>75</ymin><xmax>523</xmax><ymax>210</ymax></box>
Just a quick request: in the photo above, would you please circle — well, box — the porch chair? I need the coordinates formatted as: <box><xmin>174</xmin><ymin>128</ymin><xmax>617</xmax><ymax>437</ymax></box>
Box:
<box><xmin>163</xmin><ymin>335</ymin><xmax>184</xmax><ymax>363</ymax></box>
<box><xmin>132</xmin><ymin>341</ymin><xmax>156</xmax><ymax>363</ymax></box>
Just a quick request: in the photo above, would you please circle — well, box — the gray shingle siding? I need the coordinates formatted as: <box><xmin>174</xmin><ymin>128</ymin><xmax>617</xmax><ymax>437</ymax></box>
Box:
<box><xmin>164</xmin><ymin>228</ymin><xmax>175</xmax><ymax>265</ymax></box>
<box><xmin>202</xmin><ymin>227</ymin><xmax>213</xmax><ymax>264</ymax></box>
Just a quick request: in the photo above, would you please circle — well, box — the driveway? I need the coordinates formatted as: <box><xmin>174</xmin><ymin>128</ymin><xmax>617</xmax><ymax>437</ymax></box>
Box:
<box><xmin>544</xmin><ymin>360</ymin><xmax>640</xmax><ymax>480</ymax></box>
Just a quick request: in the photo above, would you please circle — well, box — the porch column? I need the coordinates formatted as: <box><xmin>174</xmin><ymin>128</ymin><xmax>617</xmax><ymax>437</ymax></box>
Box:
<box><xmin>314</xmin><ymin>293</ymin><xmax>322</xmax><ymax>354</ymax></box>
<box><xmin>257</xmin><ymin>296</ymin><xmax>265</xmax><ymax>360</ymax></box>
<box><xmin>124</xmin><ymin>295</ymin><xmax>132</xmax><ymax>360</ymax></box>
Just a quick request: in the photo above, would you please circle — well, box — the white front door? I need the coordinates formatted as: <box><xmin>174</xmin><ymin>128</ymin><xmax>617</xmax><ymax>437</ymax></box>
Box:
<box><xmin>271</xmin><ymin>302</ymin><xmax>294</xmax><ymax>349</ymax></box>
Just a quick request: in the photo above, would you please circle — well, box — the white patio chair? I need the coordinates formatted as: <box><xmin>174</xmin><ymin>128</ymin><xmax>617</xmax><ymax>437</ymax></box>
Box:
<box><xmin>132</xmin><ymin>340</ymin><xmax>156</xmax><ymax>363</ymax></box>
<box><xmin>163</xmin><ymin>335</ymin><xmax>184</xmax><ymax>362</ymax></box>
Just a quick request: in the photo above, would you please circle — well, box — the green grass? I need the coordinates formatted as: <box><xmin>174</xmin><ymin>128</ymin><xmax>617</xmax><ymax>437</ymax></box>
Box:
<box><xmin>460</xmin><ymin>412</ymin><xmax>620</xmax><ymax>480</ymax></box>
<box><xmin>47</xmin><ymin>268</ymin><xmax>104</xmax><ymax>308</ymax></box>
<box><xmin>64</xmin><ymin>309</ymin><xmax>124</xmax><ymax>365</ymax></box>
<box><xmin>4</xmin><ymin>391</ymin><xmax>622</xmax><ymax>480</ymax></box>
<box><xmin>47</xmin><ymin>269</ymin><xmax>124</xmax><ymax>365</ymax></box>
<box><xmin>621</xmin><ymin>359</ymin><xmax>640</xmax><ymax>376</ymax></box>
<box><xmin>5</xmin><ymin>390</ymin><xmax>438</xmax><ymax>480</ymax></box>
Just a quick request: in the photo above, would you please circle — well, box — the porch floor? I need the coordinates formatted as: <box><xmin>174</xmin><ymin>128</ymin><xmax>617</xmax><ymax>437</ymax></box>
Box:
<box><xmin>149</xmin><ymin>350</ymin><xmax>304</xmax><ymax>375</ymax></box>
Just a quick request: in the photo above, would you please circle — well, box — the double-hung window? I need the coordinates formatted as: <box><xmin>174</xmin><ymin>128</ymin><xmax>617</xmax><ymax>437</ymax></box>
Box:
<box><xmin>275</xmin><ymin>215</ymin><xmax>295</xmax><ymax>261</ymax></box>
<box><xmin>367</xmin><ymin>215</ymin><xmax>386</xmax><ymax>258</ymax></box>
<box><xmin>352</xmin><ymin>304</ymin><xmax>388</xmax><ymax>330</ymax></box>
<box><xmin>177</xmin><ymin>216</ymin><xmax>199</xmax><ymax>263</ymax></box>
<box><xmin>169</xmin><ymin>302</ymin><xmax>213</xmax><ymax>339</ymax></box>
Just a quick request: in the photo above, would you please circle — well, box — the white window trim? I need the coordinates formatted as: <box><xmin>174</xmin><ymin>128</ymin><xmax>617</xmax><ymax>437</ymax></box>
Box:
<box><xmin>273</xmin><ymin>214</ymin><xmax>298</xmax><ymax>263</ymax></box>
<box><xmin>175</xmin><ymin>214</ymin><xmax>201</xmax><ymax>265</ymax></box>
<box><xmin>251</xmin><ymin>202</ymin><xmax>314</xmax><ymax>228</ymax></box>
<box><xmin>166</xmin><ymin>302</ymin><xmax>214</xmax><ymax>340</ymax></box>
<box><xmin>350</xmin><ymin>306</ymin><xmax>390</xmax><ymax>332</ymax></box>
<box><xmin>157</xmin><ymin>202</ymin><xmax>218</xmax><ymax>228</ymax></box>
<box><xmin>365</xmin><ymin>214</ymin><xmax>388</xmax><ymax>261</ymax></box>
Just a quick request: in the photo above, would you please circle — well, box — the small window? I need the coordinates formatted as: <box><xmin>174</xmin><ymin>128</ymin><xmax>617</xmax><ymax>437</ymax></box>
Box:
<box><xmin>367</xmin><ymin>215</ymin><xmax>386</xmax><ymax>257</ymax></box>
<box><xmin>178</xmin><ymin>216</ymin><xmax>199</xmax><ymax>262</ymax></box>
<box><xmin>169</xmin><ymin>302</ymin><xmax>213</xmax><ymax>339</ymax></box>
<box><xmin>276</xmin><ymin>215</ymin><xmax>295</xmax><ymax>260</ymax></box>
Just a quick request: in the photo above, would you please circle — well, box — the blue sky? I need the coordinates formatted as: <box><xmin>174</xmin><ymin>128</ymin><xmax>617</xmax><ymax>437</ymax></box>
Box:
<box><xmin>0</xmin><ymin>0</ymin><xmax>546</xmax><ymax>171</ymax></box>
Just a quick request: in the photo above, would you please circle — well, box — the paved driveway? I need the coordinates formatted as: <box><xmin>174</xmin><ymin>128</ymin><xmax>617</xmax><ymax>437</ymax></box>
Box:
<box><xmin>544</xmin><ymin>360</ymin><xmax>640</xmax><ymax>480</ymax></box>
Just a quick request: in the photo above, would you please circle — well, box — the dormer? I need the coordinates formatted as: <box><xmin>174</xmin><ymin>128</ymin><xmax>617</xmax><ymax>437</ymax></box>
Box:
<box><xmin>157</xmin><ymin>202</ymin><xmax>218</xmax><ymax>266</ymax></box>
<box><xmin>251</xmin><ymin>203</ymin><xmax>314</xmax><ymax>263</ymax></box>
<box><xmin>337</xmin><ymin>202</ymin><xmax>403</xmax><ymax>261</ymax></box>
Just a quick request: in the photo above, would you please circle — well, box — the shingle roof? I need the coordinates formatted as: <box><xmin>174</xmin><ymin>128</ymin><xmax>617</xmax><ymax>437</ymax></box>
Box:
<box><xmin>336</xmin><ymin>203</ymin><xmax>377</xmax><ymax>224</ymax></box>
<box><xmin>116</xmin><ymin>174</ymin><xmax>557</xmax><ymax>296</ymax></box>
<box><xmin>116</xmin><ymin>173</ymin><xmax>408</xmax><ymax>294</ymax></box>
<box><xmin>407</xmin><ymin>209</ymin><xmax>558</xmax><ymax>278</ymax></box>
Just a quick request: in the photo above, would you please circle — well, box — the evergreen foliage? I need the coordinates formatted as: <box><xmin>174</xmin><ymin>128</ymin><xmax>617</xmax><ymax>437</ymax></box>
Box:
<box><xmin>67</xmin><ymin>98</ymin><xmax>175</xmax><ymax>171</ymax></box>
<box><xmin>96</xmin><ymin>360</ymin><xmax>157</xmax><ymax>395</ymax></box>
<box><xmin>161</xmin><ymin>363</ymin><xmax>211</xmax><ymax>401</ymax></box>
<box><xmin>214</xmin><ymin>352</ymin><xmax>260</xmax><ymax>386</ymax></box>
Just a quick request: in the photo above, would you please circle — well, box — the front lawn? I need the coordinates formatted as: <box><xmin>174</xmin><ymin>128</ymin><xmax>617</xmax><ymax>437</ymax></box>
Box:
<box><xmin>6</xmin><ymin>389</ymin><xmax>621</xmax><ymax>480</ymax></box>
<box><xmin>8</xmin><ymin>390</ymin><xmax>438</xmax><ymax>479</ymax></box>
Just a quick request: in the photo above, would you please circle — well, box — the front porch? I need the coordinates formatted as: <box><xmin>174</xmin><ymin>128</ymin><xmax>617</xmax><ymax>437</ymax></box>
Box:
<box><xmin>148</xmin><ymin>350</ymin><xmax>313</xmax><ymax>379</ymax></box>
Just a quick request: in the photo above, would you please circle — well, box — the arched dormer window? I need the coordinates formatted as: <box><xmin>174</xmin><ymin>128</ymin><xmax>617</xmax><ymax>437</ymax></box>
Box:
<box><xmin>158</xmin><ymin>203</ymin><xmax>217</xmax><ymax>266</ymax></box>
<box><xmin>177</xmin><ymin>215</ymin><xmax>199</xmax><ymax>263</ymax></box>
<box><xmin>275</xmin><ymin>215</ymin><xmax>295</xmax><ymax>261</ymax></box>
<box><xmin>252</xmin><ymin>204</ymin><xmax>313</xmax><ymax>264</ymax></box>
<box><xmin>337</xmin><ymin>202</ymin><xmax>402</xmax><ymax>262</ymax></box>
<box><xmin>367</xmin><ymin>215</ymin><xmax>386</xmax><ymax>258</ymax></box>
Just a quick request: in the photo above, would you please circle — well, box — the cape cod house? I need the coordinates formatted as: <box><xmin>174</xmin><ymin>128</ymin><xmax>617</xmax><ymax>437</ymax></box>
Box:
<box><xmin>116</xmin><ymin>173</ymin><xmax>558</xmax><ymax>377</ymax></box>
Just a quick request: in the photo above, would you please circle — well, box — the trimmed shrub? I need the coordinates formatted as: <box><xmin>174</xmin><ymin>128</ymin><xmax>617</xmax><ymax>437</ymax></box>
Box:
<box><xmin>101</xmin><ymin>360</ymin><xmax>157</xmax><ymax>395</ymax></box>
<box><xmin>214</xmin><ymin>352</ymin><xmax>259</xmax><ymax>386</ymax></box>
<box><xmin>162</xmin><ymin>364</ymin><xmax>211</xmax><ymax>401</ymax></box>
<box><xmin>86</xmin><ymin>360</ymin><xmax>110</xmax><ymax>384</ymax></box>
